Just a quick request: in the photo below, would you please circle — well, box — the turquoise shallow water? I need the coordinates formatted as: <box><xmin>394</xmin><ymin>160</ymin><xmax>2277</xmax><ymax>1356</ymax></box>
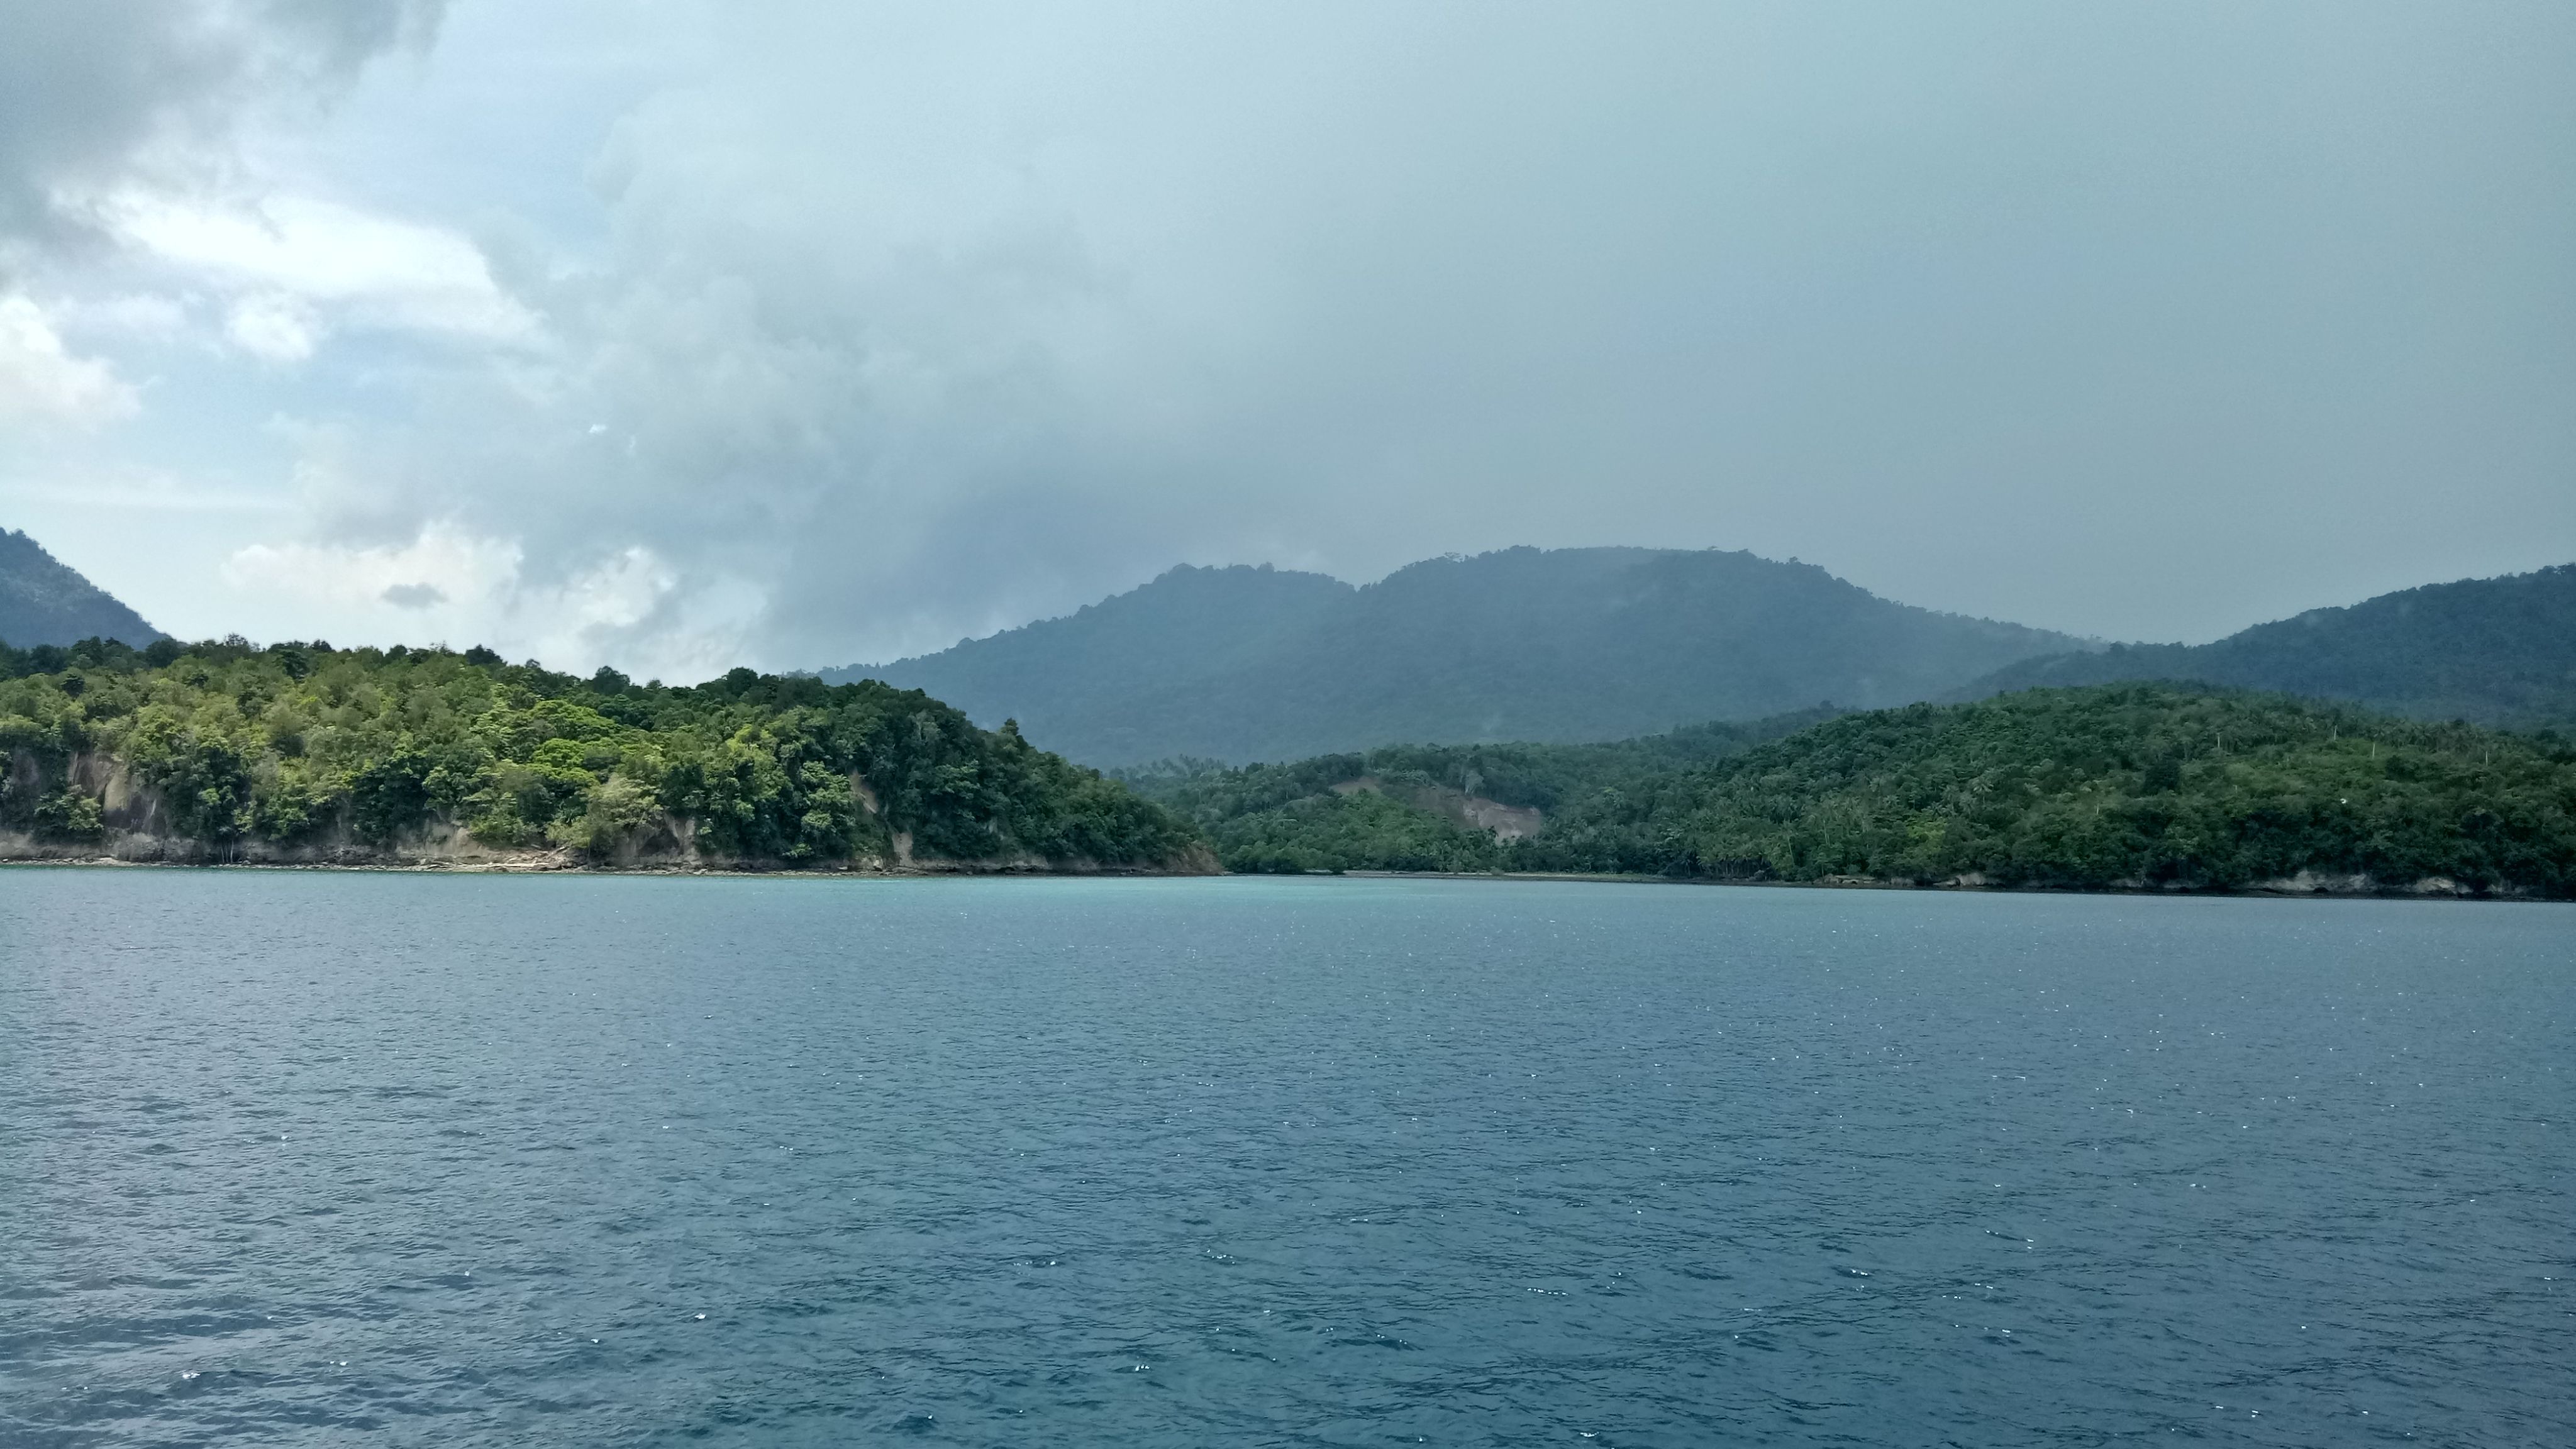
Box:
<box><xmin>2</xmin><ymin>870</ymin><xmax>2569</xmax><ymax>1446</ymax></box>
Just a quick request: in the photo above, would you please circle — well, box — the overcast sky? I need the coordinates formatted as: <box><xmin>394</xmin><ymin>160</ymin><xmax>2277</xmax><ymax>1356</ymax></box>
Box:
<box><xmin>1</xmin><ymin>1</ymin><xmax>2570</xmax><ymax>677</ymax></box>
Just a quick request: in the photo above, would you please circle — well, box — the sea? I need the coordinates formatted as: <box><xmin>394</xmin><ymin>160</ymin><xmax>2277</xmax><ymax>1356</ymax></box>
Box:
<box><xmin>2</xmin><ymin>870</ymin><xmax>2568</xmax><ymax>1446</ymax></box>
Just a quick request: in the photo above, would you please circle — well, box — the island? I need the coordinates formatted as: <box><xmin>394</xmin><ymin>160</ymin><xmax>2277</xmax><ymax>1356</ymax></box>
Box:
<box><xmin>1</xmin><ymin>636</ymin><xmax>1209</xmax><ymax>873</ymax></box>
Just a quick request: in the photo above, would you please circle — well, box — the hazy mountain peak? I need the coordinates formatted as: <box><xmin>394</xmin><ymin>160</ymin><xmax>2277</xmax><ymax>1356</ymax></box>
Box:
<box><xmin>1954</xmin><ymin>563</ymin><xmax>2576</xmax><ymax>729</ymax></box>
<box><xmin>0</xmin><ymin>528</ymin><xmax>165</xmax><ymax>649</ymax></box>
<box><xmin>826</xmin><ymin>545</ymin><xmax>2082</xmax><ymax>765</ymax></box>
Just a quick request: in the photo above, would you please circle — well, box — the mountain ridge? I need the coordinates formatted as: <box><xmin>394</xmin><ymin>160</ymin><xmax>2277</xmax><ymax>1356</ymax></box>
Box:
<box><xmin>0</xmin><ymin>528</ymin><xmax>165</xmax><ymax>649</ymax></box>
<box><xmin>1954</xmin><ymin>564</ymin><xmax>2576</xmax><ymax>730</ymax></box>
<box><xmin>823</xmin><ymin>546</ymin><xmax>2087</xmax><ymax>765</ymax></box>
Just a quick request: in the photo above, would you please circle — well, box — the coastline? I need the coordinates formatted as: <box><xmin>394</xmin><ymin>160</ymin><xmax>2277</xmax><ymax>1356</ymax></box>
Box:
<box><xmin>0</xmin><ymin>855</ymin><xmax>1206</xmax><ymax>877</ymax></box>
<box><xmin>1340</xmin><ymin>867</ymin><xmax>2547</xmax><ymax>899</ymax></box>
<box><xmin>0</xmin><ymin>829</ymin><xmax>1219</xmax><ymax>878</ymax></box>
<box><xmin>1</xmin><ymin>852</ymin><xmax>2544</xmax><ymax>898</ymax></box>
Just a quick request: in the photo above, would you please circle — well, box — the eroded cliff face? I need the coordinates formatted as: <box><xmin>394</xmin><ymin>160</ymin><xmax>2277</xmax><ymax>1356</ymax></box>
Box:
<box><xmin>1330</xmin><ymin>775</ymin><xmax>1545</xmax><ymax>839</ymax></box>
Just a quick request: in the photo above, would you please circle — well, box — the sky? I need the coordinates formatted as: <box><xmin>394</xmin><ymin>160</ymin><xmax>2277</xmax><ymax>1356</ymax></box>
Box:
<box><xmin>1</xmin><ymin>1</ymin><xmax>2570</xmax><ymax>679</ymax></box>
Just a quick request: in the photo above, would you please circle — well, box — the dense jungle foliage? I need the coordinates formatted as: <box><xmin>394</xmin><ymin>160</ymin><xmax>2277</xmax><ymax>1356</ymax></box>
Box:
<box><xmin>0</xmin><ymin>635</ymin><xmax>1200</xmax><ymax>867</ymax></box>
<box><xmin>1207</xmin><ymin>790</ymin><xmax>1504</xmax><ymax>875</ymax></box>
<box><xmin>1121</xmin><ymin>708</ymin><xmax>1835</xmax><ymax>874</ymax></box>
<box><xmin>1146</xmin><ymin>686</ymin><xmax>2576</xmax><ymax>895</ymax></box>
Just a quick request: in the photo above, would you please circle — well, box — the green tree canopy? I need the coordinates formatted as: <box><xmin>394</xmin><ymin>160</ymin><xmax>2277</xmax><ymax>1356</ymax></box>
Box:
<box><xmin>0</xmin><ymin>636</ymin><xmax>1201</xmax><ymax>869</ymax></box>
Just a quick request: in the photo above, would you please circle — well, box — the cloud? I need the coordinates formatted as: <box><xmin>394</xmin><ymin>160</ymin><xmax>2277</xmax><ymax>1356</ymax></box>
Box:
<box><xmin>221</xmin><ymin>521</ymin><xmax>751</xmax><ymax>679</ymax></box>
<box><xmin>380</xmin><ymin>581</ymin><xmax>447</xmax><ymax>609</ymax></box>
<box><xmin>9</xmin><ymin>3</ymin><xmax>2576</xmax><ymax>672</ymax></box>
<box><xmin>264</xmin><ymin>8</ymin><xmax>1283</xmax><ymax>665</ymax></box>
<box><xmin>0</xmin><ymin>292</ymin><xmax>138</xmax><ymax>424</ymax></box>
<box><xmin>0</xmin><ymin>1</ymin><xmax>447</xmax><ymax>255</ymax></box>
<box><xmin>225</xmin><ymin>521</ymin><xmax>519</xmax><ymax>614</ymax></box>
<box><xmin>107</xmin><ymin>192</ymin><xmax>538</xmax><ymax>349</ymax></box>
<box><xmin>225</xmin><ymin>292</ymin><xmax>318</xmax><ymax>361</ymax></box>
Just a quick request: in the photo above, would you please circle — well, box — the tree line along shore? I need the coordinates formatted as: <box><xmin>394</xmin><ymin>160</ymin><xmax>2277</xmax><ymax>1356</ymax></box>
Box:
<box><xmin>6</xmin><ymin>635</ymin><xmax>2573</xmax><ymax>896</ymax></box>
<box><xmin>0</xmin><ymin>636</ymin><xmax>1205</xmax><ymax>872</ymax></box>
<box><xmin>1125</xmin><ymin>686</ymin><xmax>2576</xmax><ymax>896</ymax></box>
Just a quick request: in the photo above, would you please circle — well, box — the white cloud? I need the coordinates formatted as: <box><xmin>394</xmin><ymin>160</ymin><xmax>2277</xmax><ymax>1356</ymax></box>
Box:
<box><xmin>0</xmin><ymin>292</ymin><xmax>139</xmax><ymax>425</ymax></box>
<box><xmin>220</xmin><ymin>522</ymin><xmax>748</xmax><ymax>679</ymax></box>
<box><xmin>103</xmin><ymin>191</ymin><xmax>538</xmax><ymax>348</ymax></box>
<box><xmin>225</xmin><ymin>292</ymin><xmax>321</xmax><ymax>362</ymax></box>
<box><xmin>225</xmin><ymin>523</ymin><xmax>520</xmax><ymax>613</ymax></box>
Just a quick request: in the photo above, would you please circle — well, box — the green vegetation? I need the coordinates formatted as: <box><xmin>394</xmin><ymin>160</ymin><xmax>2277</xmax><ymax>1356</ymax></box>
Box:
<box><xmin>1143</xmin><ymin>686</ymin><xmax>2576</xmax><ymax>896</ymax></box>
<box><xmin>0</xmin><ymin>635</ymin><xmax>1202</xmax><ymax>869</ymax></box>
<box><xmin>12</xmin><ymin>633</ymin><xmax>2565</xmax><ymax>896</ymax></box>
<box><xmin>1209</xmin><ymin>791</ymin><xmax>1503</xmax><ymax>875</ymax></box>
<box><xmin>1122</xmin><ymin>709</ymin><xmax>1833</xmax><ymax>874</ymax></box>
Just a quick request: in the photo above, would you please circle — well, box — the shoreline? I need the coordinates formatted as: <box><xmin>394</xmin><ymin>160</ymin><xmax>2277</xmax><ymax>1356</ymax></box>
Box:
<box><xmin>1</xmin><ymin>855</ymin><xmax>2552</xmax><ymax>900</ymax></box>
<box><xmin>0</xmin><ymin>855</ymin><xmax>1197</xmax><ymax>878</ymax></box>
<box><xmin>1332</xmin><ymin>868</ymin><xmax>2549</xmax><ymax>901</ymax></box>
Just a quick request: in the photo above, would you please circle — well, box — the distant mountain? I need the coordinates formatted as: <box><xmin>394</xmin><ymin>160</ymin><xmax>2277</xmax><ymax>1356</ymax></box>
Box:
<box><xmin>1957</xmin><ymin>564</ymin><xmax>2576</xmax><ymax>731</ymax></box>
<box><xmin>0</xmin><ymin>528</ymin><xmax>164</xmax><ymax>648</ymax></box>
<box><xmin>823</xmin><ymin>547</ymin><xmax>2086</xmax><ymax>765</ymax></box>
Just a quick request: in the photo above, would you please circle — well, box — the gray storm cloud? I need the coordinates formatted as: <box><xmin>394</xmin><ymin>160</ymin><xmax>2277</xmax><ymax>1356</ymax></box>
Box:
<box><xmin>6</xmin><ymin>3</ymin><xmax>2573</xmax><ymax>673</ymax></box>
<box><xmin>0</xmin><ymin>1</ymin><xmax>444</xmax><ymax>255</ymax></box>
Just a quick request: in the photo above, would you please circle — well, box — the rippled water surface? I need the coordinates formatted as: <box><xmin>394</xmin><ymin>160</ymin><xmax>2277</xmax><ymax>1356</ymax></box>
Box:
<box><xmin>3</xmin><ymin>871</ymin><xmax>2570</xmax><ymax>1446</ymax></box>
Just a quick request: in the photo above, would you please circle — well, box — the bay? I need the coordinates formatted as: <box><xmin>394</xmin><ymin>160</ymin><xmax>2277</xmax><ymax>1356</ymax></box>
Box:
<box><xmin>2</xmin><ymin>870</ymin><xmax>2568</xmax><ymax>1446</ymax></box>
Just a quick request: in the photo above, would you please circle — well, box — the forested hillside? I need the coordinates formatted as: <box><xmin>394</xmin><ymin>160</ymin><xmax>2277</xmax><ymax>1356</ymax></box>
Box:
<box><xmin>0</xmin><ymin>528</ymin><xmax>164</xmax><ymax>649</ymax></box>
<box><xmin>826</xmin><ymin>548</ymin><xmax>2082</xmax><ymax>765</ymax></box>
<box><xmin>1153</xmin><ymin>686</ymin><xmax>2576</xmax><ymax>896</ymax></box>
<box><xmin>1957</xmin><ymin>565</ymin><xmax>2576</xmax><ymax>730</ymax></box>
<box><xmin>1</xmin><ymin>636</ymin><xmax>1202</xmax><ymax>871</ymax></box>
<box><xmin>1121</xmin><ymin>708</ymin><xmax>1837</xmax><ymax>872</ymax></box>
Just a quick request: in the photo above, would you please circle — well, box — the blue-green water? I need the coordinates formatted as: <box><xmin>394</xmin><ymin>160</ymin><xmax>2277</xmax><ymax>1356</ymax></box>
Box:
<box><xmin>3</xmin><ymin>872</ymin><xmax>2568</xmax><ymax>1446</ymax></box>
